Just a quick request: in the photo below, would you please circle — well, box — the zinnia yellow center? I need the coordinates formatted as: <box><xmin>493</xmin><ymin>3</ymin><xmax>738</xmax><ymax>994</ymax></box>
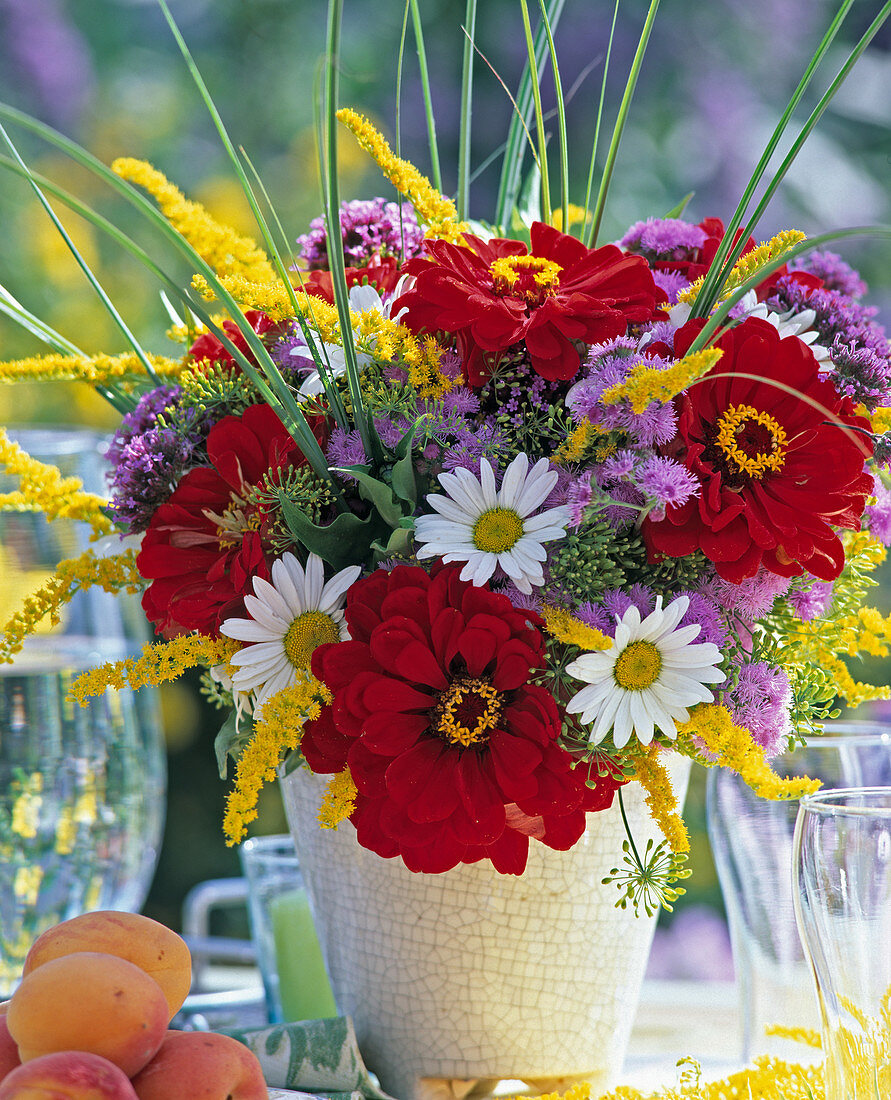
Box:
<box><xmin>489</xmin><ymin>254</ymin><xmax>563</xmax><ymax>304</ymax></box>
<box><xmin>283</xmin><ymin>611</ymin><xmax>340</xmax><ymax>669</ymax></box>
<box><xmin>614</xmin><ymin>640</ymin><xmax>662</xmax><ymax>691</ymax></box>
<box><xmin>432</xmin><ymin>676</ymin><xmax>504</xmax><ymax>747</ymax></box>
<box><xmin>472</xmin><ymin>506</ymin><xmax>524</xmax><ymax>554</ymax></box>
<box><xmin>715</xmin><ymin>403</ymin><xmax>787</xmax><ymax>479</ymax></box>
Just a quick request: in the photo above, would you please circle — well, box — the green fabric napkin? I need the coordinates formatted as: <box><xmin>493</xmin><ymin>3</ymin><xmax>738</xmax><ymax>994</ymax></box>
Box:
<box><xmin>223</xmin><ymin>1016</ymin><xmax>395</xmax><ymax>1100</ymax></box>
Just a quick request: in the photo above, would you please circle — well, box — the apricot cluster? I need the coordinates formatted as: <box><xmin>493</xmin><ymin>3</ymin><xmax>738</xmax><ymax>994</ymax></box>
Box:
<box><xmin>0</xmin><ymin>911</ymin><xmax>267</xmax><ymax>1099</ymax></box>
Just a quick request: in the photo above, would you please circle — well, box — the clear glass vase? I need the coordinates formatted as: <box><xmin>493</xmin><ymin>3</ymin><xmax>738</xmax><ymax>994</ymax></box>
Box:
<box><xmin>706</xmin><ymin>723</ymin><xmax>891</xmax><ymax>1061</ymax></box>
<box><xmin>793</xmin><ymin>788</ymin><xmax>891</xmax><ymax>1100</ymax></box>
<box><xmin>0</xmin><ymin>428</ymin><xmax>166</xmax><ymax>996</ymax></box>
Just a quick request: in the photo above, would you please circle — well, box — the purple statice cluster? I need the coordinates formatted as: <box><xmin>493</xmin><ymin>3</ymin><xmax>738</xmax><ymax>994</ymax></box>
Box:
<box><xmin>767</xmin><ymin>275</ymin><xmax>891</xmax><ymax>409</ymax></box>
<box><xmin>106</xmin><ymin>386</ymin><xmax>196</xmax><ymax>533</ymax></box>
<box><xmin>790</xmin><ymin>250</ymin><xmax>868</xmax><ymax>300</ymax></box>
<box><xmin>296</xmin><ymin>198</ymin><xmax>426</xmax><ymax>270</ymax></box>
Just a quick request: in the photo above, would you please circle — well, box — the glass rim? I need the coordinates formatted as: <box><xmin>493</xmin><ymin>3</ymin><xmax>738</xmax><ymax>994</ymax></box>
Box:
<box><xmin>799</xmin><ymin>786</ymin><xmax>891</xmax><ymax>816</ymax></box>
<box><xmin>3</xmin><ymin>425</ymin><xmax>108</xmax><ymax>456</ymax></box>
<box><xmin>799</xmin><ymin>725</ymin><xmax>891</xmax><ymax>747</ymax></box>
<box><xmin>241</xmin><ymin>833</ymin><xmax>297</xmax><ymax>854</ymax></box>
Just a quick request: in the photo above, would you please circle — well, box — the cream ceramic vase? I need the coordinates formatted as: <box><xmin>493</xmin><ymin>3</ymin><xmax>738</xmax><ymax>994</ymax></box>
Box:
<box><xmin>281</xmin><ymin>756</ymin><xmax>691</xmax><ymax>1100</ymax></box>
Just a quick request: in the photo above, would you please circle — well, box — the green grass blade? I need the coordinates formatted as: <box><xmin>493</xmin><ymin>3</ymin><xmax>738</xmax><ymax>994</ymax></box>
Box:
<box><xmin>0</xmin><ymin>283</ymin><xmax>84</xmax><ymax>357</ymax></box>
<box><xmin>582</xmin><ymin>0</ymin><xmax>620</xmax><ymax>229</ymax></box>
<box><xmin>494</xmin><ymin>0</ymin><xmax>566</xmax><ymax>230</ymax></box>
<box><xmin>0</xmin><ymin>105</ymin><xmax>333</xmax><ymax>483</ymax></box>
<box><xmin>457</xmin><ymin>0</ymin><xmax>478</xmax><ymax>220</ymax></box>
<box><xmin>684</xmin><ymin>225</ymin><xmax>891</xmax><ymax>357</ymax></box>
<box><xmin>537</xmin><ymin>0</ymin><xmax>568</xmax><ymax>230</ymax></box>
<box><xmin>324</xmin><ymin>0</ymin><xmax>377</xmax><ymax>463</ymax></box>
<box><xmin>0</xmin><ymin>122</ymin><xmax>160</xmax><ymax>384</ymax></box>
<box><xmin>409</xmin><ymin>0</ymin><xmax>442</xmax><ymax>193</ymax></box>
<box><xmin>690</xmin><ymin>0</ymin><xmax>857</xmax><ymax>316</ymax></box>
<box><xmin>586</xmin><ymin>0</ymin><xmax>660</xmax><ymax>248</ymax></box>
<box><xmin>519</xmin><ymin>0</ymin><xmax>551</xmax><ymax>227</ymax></box>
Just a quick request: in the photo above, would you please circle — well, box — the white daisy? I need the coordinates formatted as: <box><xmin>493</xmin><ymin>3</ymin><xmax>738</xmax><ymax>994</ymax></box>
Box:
<box><xmin>733</xmin><ymin>289</ymin><xmax>831</xmax><ymax>362</ymax></box>
<box><xmin>413</xmin><ymin>453</ymin><xmax>570</xmax><ymax>594</ymax></box>
<box><xmin>564</xmin><ymin>595</ymin><xmax>726</xmax><ymax>750</ymax></box>
<box><xmin>290</xmin><ymin>277</ymin><xmax>413</xmax><ymax>399</ymax></box>
<box><xmin>220</xmin><ymin>553</ymin><xmax>361</xmax><ymax>714</ymax></box>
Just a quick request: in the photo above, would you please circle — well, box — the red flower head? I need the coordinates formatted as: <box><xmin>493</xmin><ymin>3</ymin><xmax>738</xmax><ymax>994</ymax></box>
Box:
<box><xmin>396</xmin><ymin>222</ymin><xmax>665</xmax><ymax>386</ymax></box>
<box><xmin>138</xmin><ymin>403</ymin><xmax>327</xmax><ymax>637</ymax></box>
<box><xmin>300</xmin><ymin>255</ymin><xmax>404</xmax><ymax>304</ymax></box>
<box><xmin>189</xmin><ymin>310</ymin><xmax>280</xmax><ymax>369</ymax></box>
<box><xmin>301</xmin><ymin>564</ymin><xmax>622</xmax><ymax>875</ymax></box>
<box><xmin>643</xmin><ymin>317</ymin><xmax>873</xmax><ymax>583</ymax></box>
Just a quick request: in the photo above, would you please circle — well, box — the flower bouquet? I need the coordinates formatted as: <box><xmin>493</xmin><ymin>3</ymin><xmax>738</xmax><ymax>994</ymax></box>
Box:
<box><xmin>2</xmin><ymin>0</ymin><xmax>891</xmax><ymax>1094</ymax></box>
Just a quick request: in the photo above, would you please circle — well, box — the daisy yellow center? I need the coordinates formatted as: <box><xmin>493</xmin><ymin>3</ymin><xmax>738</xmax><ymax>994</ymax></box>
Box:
<box><xmin>283</xmin><ymin>611</ymin><xmax>340</xmax><ymax>669</ymax></box>
<box><xmin>472</xmin><ymin>507</ymin><xmax>524</xmax><ymax>554</ymax></box>
<box><xmin>489</xmin><ymin>255</ymin><xmax>563</xmax><ymax>304</ymax></box>
<box><xmin>715</xmin><ymin>403</ymin><xmax>787</xmax><ymax>479</ymax></box>
<box><xmin>614</xmin><ymin>640</ymin><xmax>662</xmax><ymax>691</ymax></box>
<box><xmin>432</xmin><ymin>676</ymin><xmax>504</xmax><ymax>747</ymax></box>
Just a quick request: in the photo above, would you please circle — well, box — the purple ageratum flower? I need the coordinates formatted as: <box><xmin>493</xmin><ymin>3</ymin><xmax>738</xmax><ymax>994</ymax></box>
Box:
<box><xmin>727</xmin><ymin>660</ymin><xmax>793</xmax><ymax>757</ymax></box>
<box><xmin>107</xmin><ymin>427</ymin><xmax>192</xmax><ymax>534</ymax></box>
<box><xmin>634</xmin><ymin>455</ymin><xmax>699</xmax><ymax>517</ymax></box>
<box><xmin>678</xmin><ymin>590</ymin><xmax>729</xmax><ymax>649</ymax></box>
<box><xmin>296</xmin><ymin>198</ymin><xmax>425</xmax><ymax>270</ymax></box>
<box><xmin>652</xmin><ymin>269</ymin><xmax>691</xmax><ymax>305</ymax></box>
<box><xmin>641</xmin><ymin>320</ymin><xmax>678</xmax><ymax>354</ymax></box>
<box><xmin>790</xmin><ymin>250</ymin><xmax>868</xmax><ymax>300</ymax></box>
<box><xmin>600</xmin><ymin>449</ymin><xmax>637</xmax><ymax>482</ymax></box>
<box><xmin>620</xmin><ymin>217</ymin><xmax>706</xmax><ymax>259</ymax></box>
<box><xmin>326</xmin><ymin>428</ymin><xmax>367</xmax><ymax>473</ymax></box>
<box><xmin>713</xmin><ymin>568</ymin><xmax>791</xmax><ymax>620</ymax></box>
<box><xmin>865</xmin><ymin>475</ymin><xmax>891</xmax><ymax>545</ymax></box>
<box><xmin>568</xmin><ymin>350</ymin><xmax>678</xmax><ymax>448</ymax></box>
<box><xmin>600</xmin><ymin>480</ymin><xmax>646</xmax><ymax>530</ymax></box>
<box><xmin>575</xmin><ymin>600</ymin><xmax>614</xmax><ymax>635</ymax></box>
<box><xmin>566</xmin><ymin>472</ymin><xmax>594</xmax><ymax>528</ymax></box>
<box><xmin>787</xmin><ymin>580</ymin><xmax>834</xmax><ymax>621</ymax></box>
<box><xmin>494</xmin><ymin>584</ymin><xmax>543</xmax><ymax>614</ymax></box>
<box><xmin>440</xmin><ymin>421</ymin><xmax>512</xmax><ymax>477</ymax></box>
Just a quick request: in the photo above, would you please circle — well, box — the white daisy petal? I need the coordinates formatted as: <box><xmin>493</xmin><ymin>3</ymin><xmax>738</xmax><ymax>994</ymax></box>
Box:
<box><xmin>564</xmin><ymin>592</ymin><xmax>725</xmax><ymax>749</ymax></box>
<box><xmin>497</xmin><ymin>452</ymin><xmax>529</xmax><ymax>511</ymax></box>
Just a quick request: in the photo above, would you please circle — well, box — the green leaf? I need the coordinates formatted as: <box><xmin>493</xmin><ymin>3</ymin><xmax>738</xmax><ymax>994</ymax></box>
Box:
<box><xmin>335</xmin><ymin>466</ymin><xmax>407</xmax><ymax>528</ymax></box>
<box><xmin>371</xmin><ymin>526</ymin><xmax>414</xmax><ymax>563</ymax></box>
<box><xmin>663</xmin><ymin>191</ymin><xmax>694</xmax><ymax>219</ymax></box>
<box><xmin>279</xmin><ymin>497</ymin><xmax>389</xmax><ymax>572</ymax></box>
<box><xmin>391</xmin><ymin>421</ymin><xmax>421</xmax><ymax>506</ymax></box>
<box><xmin>214</xmin><ymin>710</ymin><xmax>254</xmax><ymax>779</ymax></box>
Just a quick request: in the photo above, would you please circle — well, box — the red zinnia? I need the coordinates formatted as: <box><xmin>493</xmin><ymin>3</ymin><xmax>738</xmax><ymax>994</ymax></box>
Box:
<box><xmin>189</xmin><ymin>310</ymin><xmax>280</xmax><ymax>369</ymax></box>
<box><xmin>301</xmin><ymin>564</ymin><xmax>622</xmax><ymax>875</ymax></box>
<box><xmin>396</xmin><ymin>221</ymin><xmax>665</xmax><ymax>385</ymax></box>
<box><xmin>138</xmin><ymin>403</ymin><xmax>326</xmax><ymax>637</ymax></box>
<box><xmin>643</xmin><ymin>317</ymin><xmax>873</xmax><ymax>583</ymax></box>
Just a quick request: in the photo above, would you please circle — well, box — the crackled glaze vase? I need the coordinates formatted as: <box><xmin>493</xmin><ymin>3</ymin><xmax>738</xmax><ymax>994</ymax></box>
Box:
<box><xmin>281</xmin><ymin>756</ymin><xmax>690</xmax><ymax>1100</ymax></box>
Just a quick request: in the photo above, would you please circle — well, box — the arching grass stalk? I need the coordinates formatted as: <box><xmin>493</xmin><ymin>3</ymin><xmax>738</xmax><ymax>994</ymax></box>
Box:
<box><xmin>493</xmin><ymin>0</ymin><xmax>566</xmax><ymax>230</ymax></box>
<box><xmin>409</xmin><ymin>0</ymin><xmax>442</xmax><ymax>193</ymax></box>
<box><xmin>323</xmin><ymin>0</ymin><xmax>380</xmax><ymax>464</ymax></box>
<box><xmin>586</xmin><ymin>0</ymin><xmax>660</xmax><ymax>248</ymax></box>
<box><xmin>684</xmin><ymin>226</ymin><xmax>891</xmax><ymax>359</ymax></box>
<box><xmin>156</xmin><ymin>0</ymin><xmax>349</xmax><ymax>433</ymax></box>
<box><xmin>0</xmin><ymin>105</ymin><xmax>333</xmax><ymax>486</ymax></box>
<box><xmin>581</xmin><ymin>0</ymin><xmax>619</xmax><ymax>233</ymax></box>
<box><xmin>689</xmin><ymin>0</ymin><xmax>858</xmax><ymax>318</ymax></box>
<box><xmin>536</xmin><ymin>0</ymin><xmax>569</xmax><ymax>232</ymax></box>
<box><xmin>0</xmin><ymin>123</ymin><xmax>160</xmax><ymax>387</ymax></box>
<box><xmin>692</xmin><ymin>0</ymin><xmax>891</xmax><ymax>318</ymax></box>
<box><xmin>519</xmin><ymin>0</ymin><xmax>551</xmax><ymax>227</ymax></box>
<box><xmin>457</xmin><ymin>0</ymin><xmax>478</xmax><ymax>221</ymax></box>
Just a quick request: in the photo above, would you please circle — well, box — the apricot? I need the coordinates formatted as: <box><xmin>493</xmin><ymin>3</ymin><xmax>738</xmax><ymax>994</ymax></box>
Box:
<box><xmin>23</xmin><ymin>913</ymin><xmax>191</xmax><ymax>1021</ymax></box>
<box><xmin>0</xmin><ymin>1050</ymin><xmax>138</xmax><ymax>1099</ymax></box>
<box><xmin>0</xmin><ymin>1016</ymin><xmax>21</xmax><ymax>1081</ymax></box>
<box><xmin>129</xmin><ymin>1032</ymin><xmax>266</xmax><ymax>1100</ymax></box>
<box><xmin>7</xmin><ymin>953</ymin><xmax>167</xmax><ymax>1078</ymax></box>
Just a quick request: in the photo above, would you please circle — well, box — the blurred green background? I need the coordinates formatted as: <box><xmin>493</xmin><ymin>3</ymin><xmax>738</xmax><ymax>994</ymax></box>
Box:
<box><xmin>0</xmin><ymin>0</ymin><xmax>889</xmax><ymax>963</ymax></box>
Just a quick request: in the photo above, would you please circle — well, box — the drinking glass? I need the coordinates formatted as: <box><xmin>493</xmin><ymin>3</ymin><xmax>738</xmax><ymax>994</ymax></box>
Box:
<box><xmin>793</xmin><ymin>788</ymin><xmax>891</xmax><ymax>1099</ymax></box>
<box><xmin>0</xmin><ymin>428</ymin><xmax>166</xmax><ymax>995</ymax></box>
<box><xmin>239</xmin><ymin>834</ymin><xmax>336</xmax><ymax>1024</ymax></box>
<box><xmin>706</xmin><ymin>724</ymin><xmax>891</xmax><ymax>1061</ymax></box>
